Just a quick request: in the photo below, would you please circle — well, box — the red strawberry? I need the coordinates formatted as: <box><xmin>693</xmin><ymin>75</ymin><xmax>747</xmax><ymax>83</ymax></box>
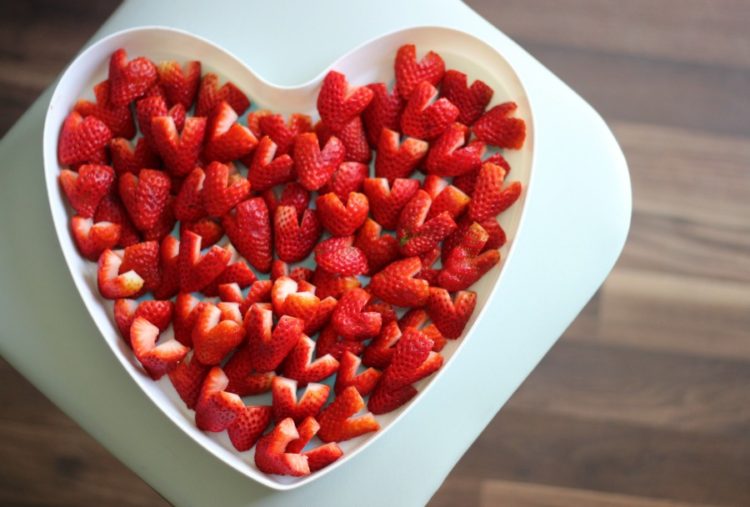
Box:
<box><xmin>238</xmin><ymin>280</ymin><xmax>273</xmax><ymax>316</ymax></box>
<box><xmin>362</xmin><ymin>83</ymin><xmax>405</xmax><ymax>147</ymax></box>
<box><xmin>113</xmin><ymin>298</ymin><xmax>173</xmax><ymax>339</ymax></box>
<box><xmin>70</xmin><ymin>216</ymin><xmax>121</xmax><ymax>261</ymax></box>
<box><xmin>203</xmin><ymin>101</ymin><xmax>258</xmax><ymax>163</ymax></box>
<box><xmin>443</xmin><ymin>216</ymin><xmax>502</xmax><ymax>261</ymax></box>
<box><xmin>254</xmin><ymin>418</ymin><xmax>311</xmax><ymax>477</ymax></box>
<box><xmin>481</xmin><ymin>217</ymin><xmax>507</xmax><ymax>250</ymax></box>
<box><xmin>286</xmin><ymin>416</ymin><xmax>319</xmax><ymax>454</ymax></box>
<box><xmin>109</xmin><ymin>137</ymin><xmax>160</xmax><ymax>176</ymax></box>
<box><xmin>202</xmin><ymin>258</ymin><xmax>256</xmax><ymax>297</ymax></box>
<box><xmin>426</xmin><ymin>288</ymin><xmax>476</xmax><ymax>339</ymax></box>
<box><xmin>416</xmin><ymin>247</ymin><xmax>441</xmax><ymax>286</ymax></box>
<box><xmin>221</xmin><ymin>282</ymin><xmax>249</xmax><ymax>304</ymax></box>
<box><xmin>227</xmin><ymin>405</ymin><xmax>272</xmax><ymax>452</ymax></box>
<box><xmin>108</xmin><ymin>49</ymin><xmax>157</xmax><ymax>106</ymax></box>
<box><xmin>257</xmin><ymin>113</ymin><xmax>313</xmax><ymax>156</ymax></box>
<box><xmin>362</xmin><ymin>320</ymin><xmax>402</xmax><ymax>369</ymax></box>
<box><xmin>272</xmin><ymin>377</ymin><xmax>330</xmax><ymax>423</ymax></box>
<box><xmin>362</xmin><ymin>177</ymin><xmax>420</xmax><ymax>230</ymax></box>
<box><xmin>74</xmin><ymin>80</ymin><xmax>135</xmax><ymax>138</ymax></box>
<box><xmin>97</xmin><ymin>249</ymin><xmax>144</xmax><ymax>299</ymax></box>
<box><xmin>157</xmin><ymin>60</ymin><xmax>201</xmax><ymax>109</ymax></box>
<box><xmin>316</xmin><ymin>116</ymin><xmax>371</xmax><ymax>163</ymax></box>
<box><xmin>168</xmin><ymin>353</ymin><xmax>209</xmax><ymax>409</ymax></box>
<box><xmin>135</xmin><ymin>95</ymin><xmax>185</xmax><ymax>150</ymax></box>
<box><xmin>195</xmin><ymin>367</ymin><xmax>244</xmax><ymax>432</ymax></box>
<box><xmin>264</xmin><ymin>183</ymin><xmax>311</xmax><ymax>218</ymax></box>
<box><xmin>472</xmin><ymin>102</ymin><xmax>526</xmax><ymax>149</ymax></box>
<box><xmin>304</xmin><ymin>443</ymin><xmax>343</xmax><ymax>473</ymax></box>
<box><xmin>59</xmin><ymin>164</ymin><xmax>115</xmax><ymax>218</ymax></box>
<box><xmin>195</xmin><ymin>73</ymin><xmax>250</xmax><ymax>117</ymax></box>
<box><xmin>368</xmin><ymin>384</ymin><xmax>418</xmax><ymax>415</ymax></box>
<box><xmin>468</xmin><ymin>162</ymin><xmax>522</xmax><ymax>221</ymax></box>
<box><xmin>354</xmin><ymin>218</ymin><xmax>399</xmax><ymax>274</ymax></box>
<box><xmin>321</xmin><ymin>161</ymin><xmax>368</xmax><ymax>201</ymax></box>
<box><xmin>274</xmin><ymin>206</ymin><xmax>321</xmax><ymax>263</ymax></box>
<box><xmin>378</xmin><ymin>327</ymin><xmax>436</xmax><ymax>392</ymax></box>
<box><xmin>304</xmin><ymin>295</ymin><xmax>337</xmax><ymax>335</ymax></box>
<box><xmin>317</xmin><ymin>70</ymin><xmax>374</xmax><ymax>132</ymax></box>
<box><xmin>438</xmin><ymin>223</ymin><xmax>500</xmax><ymax>291</ymax></box>
<box><xmin>58</xmin><ymin>112</ymin><xmax>111</xmax><ymax>166</ymax></box>
<box><xmin>369</xmin><ymin>257</ymin><xmax>430</xmax><ymax>307</ymax></box>
<box><xmin>316</xmin><ymin>192</ymin><xmax>369</xmax><ymax>237</ymax></box>
<box><xmin>178</xmin><ymin>230</ymin><xmax>231</xmax><ymax>293</ymax></box>
<box><xmin>223</xmin><ymin>197</ymin><xmax>272</xmax><ymax>273</ymax></box>
<box><xmin>394</xmin><ymin>44</ymin><xmax>445</xmax><ymax>99</ymax></box>
<box><xmin>397</xmin><ymin>190</ymin><xmax>457</xmax><ymax>256</ymax></box>
<box><xmin>335</xmin><ymin>351</ymin><xmax>381</xmax><ymax>396</ymax></box>
<box><xmin>271</xmin><ymin>276</ymin><xmax>320</xmax><ymax>323</ymax></box>
<box><xmin>245</xmin><ymin>306</ymin><xmax>303</xmax><ymax>372</ymax></box>
<box><xmin>201</xmin><ymin>161</ymin><xmax>250</xmax><ymax>217</ymax></box>
<box><xmin>312</xmin><ymin>269</ymin><xmax>360</xmax><ymax>300</ymax></box>
<box><xmin>294</xmin><ymin>133</ymin><xmax>346</xmax><ymax>191</ymax></box>
<box><xmin>314</xmin><ymin>236</ymin><xmax>368</xmax><ymax>277</ymax></box>
<box><xmin>282</xmin><ymin>336</ymin><xmax>340</xmax><ymax>385</ymax></box>
<box><xmin>173</xmin><ymin>292</ymin><xmax>208</xmax><ymax>346</ymax></box>
<box><xmin>151</xmin><ymin>116</ymin><xmax>207</xmax><ymax>177</ymax></box>
<box><xmin>224</xmin><ymin>345</ymin><xmax>276</xmax><ymax>396</ymax></box>
<box><xmin>179</xmin><ymin>217</ymin><xmax>222</xmax><ymax>247</ymax></box>
<box><xmin>374</xmin><ymin>128</ymin><xmax>427</xmax><ymax>182</ymax></box>
<box><xmin>317</xmin><ymin>386</ymin><xmax>379</xmax><ymax>442</ymax></box>
<box><xmin>118</xmin><ymin>168</ymin><xmax>171</xmax><ymax>231</ymax></box>
<box><xmin>401</xmin><ymin>81</ymin><xmax>459</xmax><ymax>140</ymax></box>
<box><xmin>247</xmin><ymin>136</ymin><xmax>294</xmax><ymax>191</ymax></box>
<box><xmin>331</xmin><ymin>287</ymin><xmax>382</xmax><ymax>340</ymax></box>
<box><xmin>192</xmin><ymin>303</ymin><xmax>245</xmax><ymax>365</ymax></box>
<box><xmin>364</xmin><ymin>301</ymin><xmax>398</xmax><ymax>326</ymax></box>
<box><xmin>120</xmin><ymin>240</ymin><xmax>161</xmax><ymax>292</ymax></box>
<box><xmin>440</xmin><ymin>69</ymin><xmax>494</xmax><ymax>125</ymax></box>
<box><xmin>425</xmin><ymin>122</ymin><xmax>485</xmax><ymax>176</ymax></box>
<box><xmin>398</xmin><ymin>308</ymin><xmax>446</xmax><ymax>352</ymax></box>
<box><xmin>316</xmin><ymin>324</ymin><xmax>364</xmax><ymax>361</ymax></box>
<box><xmin>246</xmin><ymin>109</ymin><xmax>272</xmax><ymax>138</ymax></box>
<box><xmin>94</xmin><ymin>194</ymin><xmax>141</xmax><ymax>247</ymax></box>
<box><xmin>424</xmin><ymin>179</ymin><xmax>471</xmax><ymax>220</ymax></box>
<box><xmin>140</xmin><ymin>196</ymin><xmax>176</xmax><ymax>243</ymax></box>
<box><xmin>129</xmin><ymin>317</ymin><xmax>188</xmax><ymax>380</ymax></box>
<box><xmin>153</xmin><ymin>235</ymin><xmax>180</xmax><ymax>299</ymax></box>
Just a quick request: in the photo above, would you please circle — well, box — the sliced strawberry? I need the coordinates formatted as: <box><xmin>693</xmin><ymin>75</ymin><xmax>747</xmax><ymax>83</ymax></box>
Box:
<box><xmin>227</xmin><ymin>405</ymin><xmax>272</xmax><ymax>452</ymax></box>
<box><xmin>362</xmin><ymin>177</ymin><xmax>420</xmax><ymax>230</ymax></box>
<box><xmin>114</xmin><ymin>298</ymin><xmax>173</xmax><ymax>340</ymax></box>
<box><xmin>443</xmin><ymin>216</ymin><xmax>504</xmax><ymax>261</ymax></box>
<box><xmin>97</xmin><ymin>249</ymin><xmax>144</xmax><ymax>299</ymax></box>
<box><xmin>286</xmin><ymin>416</ymin><xmax>319</xmax><ymax>454</ymax></box>
<box><xmin>272</xmin><ymin>377</ymin><xmax>330</xmax><ymax>424</ymax></box>
<box><xmin>368</xmin><ymin>385</ymin><xmax>418</xmax><ymax>415</ymax></box>
<box><xmin>274</xmin><ymin>205</ymin><xmax>321</xmax><ymax>263</ymax></box>
<box><xmin>246</xmin><ymin>109</ymin><xmax>272</xmax><ymax>138</ymax></box>
<box><xmin>59</xmin><ymin>164</ymin><xmax>114</xmax><ymax>218</ymax></box>
<box><xmin>362</xmin><ymin>83</ymin><xmax>405</xmax><ymax>147</ymax></box>
<box><xmin>397</xmin><ymin>190</ymin><xmax>457</xmax><ymax>256</ymax></box>
<box><xmin>223</xmin><ymin>197</ymin><xmax>272</xmax><ymax>273</ymax></box>
<box><xmin>157</xmin><ymin>59</ymin><xmax>201</xmax><ymax>109</ymax></box>
<box><xmin>109</xmin><ymin>137</ymin><xmax>160</xmax><ymax>176</ymax></box>
<box><xmin>256</xmin><ymin>113</ymin><xmax>313</xmax><ymax>156</ymax></box>
<box><xmin>369</xmin><ymin>257</ymin><xmax>430</xmax><ymax>307</ymax></box>
<box><xmin>354</xmin><ymin>218</ymin><xmax>399</xmax><ymax>275</ymax></box>
<box><xmin>130</xmin><ymin>317</ymin><xmax>188</xmax><ymax>380</ymax></box>
<box><xmin>264</xmin><ymin>183</ymin><xmax>311</xmax><ymax>219</ymax></box>
<box><xmin>304</xmin><ymin>443</ymin><xmax>343</xmax><ymax>473</ymax></box>
<box><xmin>316</xmin><ymin>324</ymin><xmax>365</xmax><ymax>361</ymax></box>
<box><xmin>58</xmin><ymin>112</ymin><xmax>111</xmax><ymax>166</ymax></box>
<box><xmin>316</xmin><ymin>116</ymin><xmax>371</xmax><ymax>163</ymax></box>
<box><xmin>245</xmin><ymin>306</ymin><xmax>303</xmax><ymax>372</ymax></box>
<box><xmin>151</xmin><ymin>115</ymin><xmax>206</xmax><ymax>178</ymax></box>
<box><xmin>94</xmin><ymin>194</ymin><xmax>141</xmax><ymax>247</ymax></box>
<box><xmin>335</xmin><ymin>351</ymin><xmax>381</xmax><ymax>397</ymax></box>
<box><xmin>140</xmin><ymin>196</ymin><xmax>175</xmax><ymax>243</ymax></box>
<box><xmin>71</xmin><ymin>216</ymin><xmax>120</xmax><ymax>261</ymax></box>
<box><xmin>224</xmin><ymin>344</ymin><xmax>275</xmax><ymax>396</ymax></box>
<box><xmin>316</xmin><ymin>191</ymin><xmax>369</xmax><ymax>237</ymax></box>
<box><xmin>153</xmin><ymin>235</ymin><xmax>180</xmax><ymax>299</ymax></box>
<box><xmin>294</xmin><ymin>133</ymin><xmax>346</xmax><ymax>191</ymax></box>
<box><xmin>438</xmin><ymin>223</ymin><xmax>500</xmax><ymax>291</ymax></box>
<box><xmin>314</xmin><ymin>236</ymin><xmax>368</xmax><ymax>277</ymax></box>
<box><xmin>440</xmin><ymin>69</ymin><xmax>494</xmax><ymax>125</ymax></box>
<box><xmin>195</xmin><ymin>73</ymin><xmax>250</xmax><ymax>117</ymax></box>
<box><xmin>180</xmin><ymin>217</ymin><xmax>223</xmax><ymax>248</ymax></box>
<box><xmin>202</xmin><ymin>258</ymin><xmax>256</xmax><ymax>297</ymax></box>
<box><xmin>401</xmin><ymin>81</ymin><xmax>459</xmax><ymax>140</ymax></box>
<box><xmin>135</xmin><ymin>95</ymin><xmax>185</xmax><ymax>150</ymax></box>
<box><xmin>374</xmin><ymin>128</ymin><xmax>428</xmax><ymax>182</ymax></box>
<box><xmin>364</xmin><ymin>300</ymin><xmax>398</xmax><ymax>326</ymax></box>
<box><xmin>304</xmin><ymin>296</ymin><xmax>337</xmax><ymax>336</ymax></box>
<box><xmin>271</xmin><ymin>276</ymin><xmax>320</xmax><ymax>323</ymax></box>
<box><xmin>118</xmin><ymin>168</ymin><xmax>171</xmax><ymax>231</ymax></box>
<box><xmin>472</xmin><ymin>102</ymin><xmax>526</xmax><ymax>149</ymax></box>
<box><xmin>320</xmin><ymin>161</ymin><xmax>368</xmax><ymax>201</ymax></box>
<box><xmin>192</xmin><ymin>303</ymin><xmax>245</xmax><ymax>365</ymax></box>
<box><xmin>173</xmin><ymin>292</ymin><xmax>207</xmax><ymax>346</ymax></box>
<box><xmin>378</xmin><ymin>327</ymin><xmax>435</xmax><ymax>391</ymax></box>
<box><xmin>201</xmin><ymin>161</ymin><xmax>250</xmax><ymax>217</ymax></box>
<box><xmin>331</xmin><ymin>287</ymin><xmax>382</xmax><ymax>340</ymax></box>
<box><xmin>238</xmin><ymin>280</ymin><xmax>273</xmax><ymax>316</ymax></box>
<box><xmin>282</xmin><ymin>336</ymin><xmax>340</xmax><ymax>385</ymax></box>
<box><xmin>254</xmin><ymin>418</ymin><xmax>311</xmax><ymax>477</ymax></box>
<box><xmin>317</xmin><ymin>70</ymin><xmax>374</xmax><ymax>132</ymax></box>
<box><xmin>119</xmin><ymin>240</ymin><xmax>161</xmax><ymax>292</ymax></box>
<box><xmin>108</xmin><ymin>49</ymin><xmax>157</xmax><ymax>106</ymax></box>
<box><xmin>247</xmin><ymin>136</ymin><xmax>294</xmax><ymax>191</ymax></box>
<box><xmin>468</xmin><ymin>162</ymin><xmax>522</xmax><ymax>221</ymax></box>
<box><xmin>317</xmin><ymin>386</ymin><xmax>379</xmax><ymax>443</ymax></box>
<box><xmin>425</xmin><ymin>122</ymin><xmax>484</xmax><ymax>176</ymax></box>
<box><xmin>195</xmin><ymin>367</ymin><xmax>245</xmax><ymax>432</ymax></box>
<box><xmin>362</xmin><ymin>320</ymin><xmax>402</xmax><ymax>369</ymax></box>
<box><xmin>74</xmin><ymin>80</ymin><xmax>135</xmax><ymax>138</ymax></box>
<box><xmin>398</xmin><ymin>307</ymin><xmax>447</xmax><ymax>352</ymax></box>
<box><xmin>394</xmin><ymin>43</ymin><xmax>445</xmax><ymax>99</ymax></box>
<box><xmin>168</xmin><ymin>353</ymin><xmax>209</xmax><ymax>409</ymax></box>
<box><xmin>311</xmin><ymin>269</ymin><xmax>360</xmax><ymax>300</ymax></box>
<box><xmin>177</xmin><ymin>230</ymin><xmax>231</xmax><ymax>293</ymax></box>
<box><xmin>203</xmin><ymin>101</ymin><xmax>258</xmax><ymax>163</ymax></box>
<box><xmin>427</xmin><ymin>288</ymin><xmax>476</xmax><ymax>339</ymax></box>
<box><xmin>425</xmin><ymin>180</ymin><xmax>471</xmax><ymax>220</ymax></box>
<box><xmin>481</xmin><ymin>216</ymin><xmax>507</xmax><ymax>250</ymax></box>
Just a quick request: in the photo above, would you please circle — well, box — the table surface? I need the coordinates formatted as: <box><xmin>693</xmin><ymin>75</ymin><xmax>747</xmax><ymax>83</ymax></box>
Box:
<box><xmin>1</xmin><ymin>1</ymin><xmax>748</xmax><ymax>506</ymax></box>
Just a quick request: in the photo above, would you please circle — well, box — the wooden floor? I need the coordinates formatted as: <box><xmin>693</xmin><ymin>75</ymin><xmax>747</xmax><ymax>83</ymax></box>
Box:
<box><xmin>1</xmin><ymin>1</ymin><xmax>749</xmax><ymax>505</ymax></box>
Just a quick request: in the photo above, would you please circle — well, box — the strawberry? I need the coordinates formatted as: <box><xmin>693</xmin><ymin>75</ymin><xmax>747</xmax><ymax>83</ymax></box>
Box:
<box><xmin>286</xmin><ymin>416</ymin><xmax>319</xmax><ymax>454</ymax></box>
<box><xmin>195</xmin><ymin>367</ymin><xmax>245</xmax><ymax>432</ymax></box>
<box><xmin>304</xmin><ymin>295</ymin><xmax>337</xmax><ymax>335</ymax></box>
<box><xmin>272</xmin><ymin>377</ymin><xmax>330</xmax><ymax>423</ymax></box>
<box><xmin>58</xmin><ymin>112</ymin><xmax>111</xmax><ymax>166</ymax></box>
<box><xmin>134</xmin><ymin>95</ymin><xmax>184</xmax><ymax>150</ymax></box>
<box><xmin>416</xmin><ymin>247</ymin><xmax>441</xmax><ymax>286</ymax></box>
<box><xmin>219</xmin><ymin>282</ymin><xmax>246</xmax><ymax>304</ymax></box>
<box><xmin>398</xmin><ymin>308</ymin><xmax>446</xmax><ymax>352</ymax></box>
<box><xmin>120</xmin><ymin>240</ymin><xmax>161</xmax><ymax>292</ymax></box>
<box><xmin>481</xmin><ymin>216</ymin><xmax>507</xmax><ymax>250</ymax></box>
<box><xmin>201</xmin><ymin>258</ymin><xmax>256</xmax><ymax>297</ymax></box>
<box><xmin>168</xmin><ymin>353</ymin><xmax>209</xmax><ymax>409</ymax></box>
<box><xmin>151</xmin><ymin>115</ymin><xmax>207</xmax><ymax>177</ymax></box>
<box><xmin>118</xmin><ymin>168</ymin><xmax>171</xmax><ymax>231</ymax></box>
<box><xmin>254</xmin><ymin>418</ymin><xmax>311</xmax><ymax>477</ymax></box>
<box><xmin>238</xmin><ymin>280</ymin><xmax>273</xmax><ymax>316</ymax></box>
<box><xmin>264</xmin><ymin>183</ymin><xmax>311</xmax><ymax>218</ymax></box>
<box><xmin>467</xmin><ymin>162</ymin><xmax>522</xmax><ymax>221</ymax></box>
<box><xmin>377</xmin><ymin>327</ymin><xmax>437</xmax><ymax>392</ymax></box>
<box><xmin>74</xmin><ymin>80</ymin><xmax>135</xmax><ymax>139</ymax></box>
<box><xmin>317</xmin><ymin>70</ymin><xmax>374</xmax><ymax>132</ymax></box>
<box><xmin>157</xmin><ymin>60</ymin><xmax>201</xmax><ymax>109</ymax></box>
<box><xmin>294</xmin><ymin>132</ymin><xmax>346</xmax><ymax>191</ymax></box>
<box><xmin>245</xmin><ymin>305</ymin><xmax>304</xmax><ymax>372</ymax></box>
<box><xmin>425</xmin><ymin>122</ymin><xmax>485</xmax><ymax>176</ymax></box>
<box><xmin>424</xmin><ymin>178</ymin><xmax>471</xmax><ymax>220</ymax></box>
<box><xmin>426</xmin><ymin>288</ymin><xmax>476</xmax><ymax>339</ymax></box>
<box><xmin>321</xmin><ymin>161</ymin><xmax>368</xmax><ymax>201</ymax></box>
<box><xmin>140</xmin><ymin>196</ymin><xmax>176</xmax><ymax>243</ymax></box>
<box><xmin>153</xmin><ymin>235</ymin><xmax>180</xmax><ymax>299</ymax></box>
<box><xmin>362</xmin><ymin>83</ymin><xmax>405</xmax><ymax>147</ymax></box>
<box><xmin>247</xmin><ymin>136</ymin><xmax>295</xmax><ymax>191</ymax></box>
<box><xmin>178</xmin><ymin>230</ymin><xmax>232</xmax><ymax>293</ymax></box>
<box><xmin>367</xmin><ymin>384</ymin><xmax>418</xmax><ymax>414</ymax></box>
<box><xmin>271</xmin><ymin>276</ymin><xmax>320</xmax><ymax>323</ymax></box>
<box><xmin>227</xmin><ymin>405</ymin><xmax>272</xmax><ymax>452</ymax></box>
<box><xmin>316</xmin><ymin>324</ymin><xmax>365</xmax><ymax>361</ymax></box>
<box><xmin>97</xmin><ymin>249</ymin><xmax>144</xmax><ymax>299</ymax></box>
<box><xmin>440</xmin><ymin>69</ymin><xmax>494</xmax><ymax>125</ymax></box>
<box><xmin>201</xmin><ymin>161</ymin><xmax>250</xmax><ymax>217</ymax></box>
<box><xmin>113</xmin><ymin>298</ymin><xmax>173</xmax><ymax>339</ymax></box>
<box><xmin>192</xmin><ymin>303</ymin><xmax>246</xmax><ymax>365</ymax></box>
<box><xmin>397</xmin><ymin>190</ymin><xmax>457</xmax><ymax>256</ymax></box>
<box><xmin>246</xmin><ymin>109</ymin><xmax>272</xmax><ymax>138</ymax></box>
<box><xmin>195</xmin><ymin>73</ymin><xmax>250</xmax><ymax>117</ymax></box>
<box><xmin>400</xmin><ymin>81</ymin><xmax>459</xmax><ymax>140</ymax></box>
<box><xmin>314</xmin><ymin>236</ymin><xmax>368</xmax><ymax>277</ymax></box>
<box><xmin>394</xmin><ymin>44</ymin><xmax>445</xmax><ymax>99</ymax></box>
<box><xmin>335</xmin><ymin>351</ymin><xmax>381</xmax><ymax>396</ymax></box>
<box><xmin>203</xmin><ymin>101</ymin><xmax>258</xmax><ymax>163</ymax></box>
<box><xmin>109</xmin><ymin>137</ymin><xmax>160</xmax><ymax>176</ymax></box>
<box><xmin>274</xmin><ymin>206</ymin><xmax>321</xmax><ymax>263</ymax></box>
<box><xmin>129</xmin><ymin>317</ymin><xmax>188</xmax><ymax>380</ymax></box>
<box><xmin>70</xmin><ymin>216</ymin><xmax>121</xmax><ymax>261</ymax></box>
<box><xmin>443</xmin><ymin>216</ymin><xmax>504</xmax><ymax>261</ymax></box>
<box><xmin>317</xmin><ymin>386</ymin><xmax>379</xmax><ymax>443</ymax></box>
<box><xmin>108</xmin><ymin>48</ymin><xmax>158</xmax><ymax>106</ymax></box>
<box><xmin>316</xmin><ymin>192</ymin><xmax>369</xmax><ymax>237</ymax></box>
<box><xmin>180</xmin><ymin>217</ymin><xmax>223</xmax><ymax>247</ymax></box>
<box><xmin>438</xmin><ymin>223</ymin><xmax>500</xmax><ymax>291</ymax></box>
<box><xmin>311</xmin><ymin>268</ymin><xmax>360</xmax><ymax>300</ymax></box>
<box><xmin>369</xmin><ymin>257</ymin><xmax>430</xmax><ymax>307</ymax></box>
<box><xmin>374</xmin><ymin>128</ymin><xmax>428</xmax><ymax>182</ymax></box>
<box><xmin>331</xmin><ymin>287</ymin><xmax>382</xmax><ymax>340</ymax></box>
<box><xmin>223</xmin><ymin>197</ymin><xmax>272</xmax><ymax>273</ymax></box>
<box><xmin>354</xmin><ymin>218</ymin><xmax>399</xmax><ymax>274</ymax></box>
<box><xmin>94</xmin><ymin>194</ymin><xmax>141</xmax><ymax>247</ymax></box>
<box><xmin>223</xmin><ymin>345</ymin><xmax>276</xmax><ymax>396</ymax></box>
<box><xmin>173</xmin><ymin>292</ymin><xmax>208</xmax><ymax>346</ymax></box>
<box><xmin>59</xmin><ymin>164</ymin><xmax>115</xmax><ymax>218</ymax></box>
<box><xmin>472</xmin><ymin>102</ymin><xmax>526</xmax><ymax>149</ymax></box>
<box><xmin>304</xmin><ymin>443</ymin><xmax>343</xmax><ymax>473</ymax></box>
<box><xmin>364</xmin><ymin>301</ymin><xmax>398</xmax><ymax>326</ymax></box>
<box><xmin>256</xmin><ymin>113</ymin><xmax>313</xmax><ymax>156</ymax></box>
<box><xmin>282</xmin><ymin>336</ymin><xmax>340</xmax><ymax>385</ymax></box>
<box><xmin>362</xmin><ymin>320</ymin><xmax>402</xmax><ymax>369</ymax></box>
<box><xmin>362</xmin><ymin>177</ymin><xmax>420</xmax><ymax>230</ymax></box>
<box><xmin>316</xmin><ymin>116</ymin><xmax>371</xmax><ymax>163</ymax></box>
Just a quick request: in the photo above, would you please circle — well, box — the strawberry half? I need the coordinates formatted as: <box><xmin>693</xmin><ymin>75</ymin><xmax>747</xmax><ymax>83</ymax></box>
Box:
<box><xmin>168</xmin><ymin>353</ymin><xmax>210</xmax><ymax>409</ymax></box>
<box><xmin>254</xmin><ymin>418</ymin><xmax>311</xmax><ymax>477</ymax></box>
<box><xmin>317</xmin><ymin>386</ymin><xmax>380</xmax><ymax>443</ymax></box>
<box><xmin>468</xmin><ymin>162</ymin><xmax>522</xmax><ymax>222</ymax></box>
<box><xmin>59</xmin><ymin>164</ymin><xmax>115</xmax><ymax>218</ymax></box>
<box><xmin>274</xmin><ymin>205</ymin><xmax>321</xmax><ymax>263</ymax></box>
<box><xmin>135</xmin><ymin>95</ymin><xmax>185</xmax><ymax>150</ymax></box>
<box><xmin>157</xmin><ymin>60</ymin><xmax>201</xmax><ymax>109</ymax></box>
<box><xmin>109</xmin><ymin>137</ymin><xmax>160</xmax><ymax>176</ymax></box>
<box><xmin>58</xmin><ymin>112</ymin><xmax>111</xmax><ymax>166</ymax></box>
<box><xmin>256</xmin><ymin>113</ymin><xmax>313</xmax><ymax>156</ymax></box>
<box><xmin>400</xmin><ymin>81</ymin><xmax>459</xmax><ymax>140</ymax></box>
<box><xmin>70</xmin><ymin>216</ymin><xmax>121</xmax><ymax>261</ymax></box>
<box><xmin>316</xmin><ymin>324</ymin><xmax>365</xmax><ymax>361</ymax></box>
<box><xmin>94</xmin><ymin>194</ymin><xmax>141</xmax><ymax>248</ymax></box>
<box><xmin>177</xmin><ymin>230</ymin><xmax>232</xmax><ymax>293</ymax></box>
<box><xmin>425</xmin><ymin>122</ymin><xmax>485</xmax><ymax>176</ymax></box>
<box><xmin>195</xmin><ymin>73</ymin><xmax>250</xmax><ymax>117</ymax></box>
<box><xmin>438</xmin><ymin>222</ymin><xmax>500</xmax><ymax>291</ymax></box>
<box><xmin>223</xmin><ymin>344</ymin><xmax>275</xmax><ymax>396</ymax></box>
<box><xmin>118</xmin><ymin>168</ymin><xmax>171</xmax><ymax>231</ymax></box>
<box><xmin>374</xmin><ymin>128</ymin><xmax>428</xmax><ymax>182</ymax></box>
<box><xmin>97</xmin><ymin>249</ymin><xmax>144</xmax><ymax>299</ymax></box>
<box><xmin>108</xmin><ymin>49</ymin><xmax>157</xmax><ymax>106</ymax></box>
<box><xmin>271</xmin><ymin>276</ymin><xmax>320</xmax><ymax>322</ymax></box>
<box><xmin>440</xmin><ymin>69</ymin><xmax>494</xmax><ymax>125</ymax></box>
<box><xmin>426</xmin><ymin>288</ymin><xmax>477</xmax><ymax>339</ymax></box>
<box><xmin>362</xmin><ymin>82</ymin><xmax>405</xmax><ymax>147</ymax></box>
<box><xmin>272</xmin><ymin>377</ymin><xmax>330</xmax><ymax>423</ymax></box>
<box><xmin>153</xmin><ymin>235</ymin><xmax>180</xmax><ymax>299</ymax></box>
<box><xmin>192</xmin><ymin>303</ymin><xmax>245</xmax><ymax>365</ymax></box>
<box><xmin>354</xmin><ymin>218</ymin><xmax>400</xmax><ymax>275</ymax></box>
<box><xmin>247</xmin><ymin>136</ymin><xmax>295</xmax><ymax>191</ymax></box>
<box><xmin>472</xmin><ymin>102</ymin><xmax>527</xmax><ymax>149</ymax></box>
<box><xmin>151</xmin><ymin>115</ymin><xmax>207</xmax><ymax>178</ymax></box>
<box><xmin>331</xmin><ymin>287</ymin><xmax>382</xmax><ymax>340</ymax></box>
<box><xmin>394</xmin><ymin>43</ymin><xmax>445</xmax><ymax>99</ymax></box>
<box><xmin>201</xmin><ymin>161</ymin><xmax>250</xmax><ymax>217</ymax></box>
<box><xmin>173</xmin><ymin>292</ymin><xmax>209</xmax><ymax>346</ymax></box>
<box><xmin>321</xmin><ymin>161</ymin><xmax>368</xmax><ymax>201</ymax></box>
<box><xmin>316</xmin><ymin>70</ymin><xmax>374</xmax><ymax>132</ymax></box>
<box><xmin>114</xmin><ymin>298</ymin><xmax>173</xmax><ymax>340</ymax></box>
<box><xmin>227</xmin><ymin>405</ymin><xmax>272</xmax><ymax>452</ymax></box>
<box><xmin>316</xmin><ymin>116</ymin><xmax>371</xmax><ymax>164</ymax></box>
<box><xmin>335</xmin><ymin>351</ymin><xmax>381</xmax><ymax>396</ymax></box>
<box><xmin>423</xmin><ymin>177</ymin><xmax>471</xmax><ymax>220</ymax></box>
<box><xmin>282</xmin><ymin>336</ymin><xmax>340</xmax><ymax>385</ymax></box>
<box><xmin>223</xmin><ymin>197</ymin><xmax>272</xmax><ymax>273</ymax></box>
<box><xmin>130</xmin><ymin>317</ymin><xmax>188</xmax><ymax>380</ymax></box>
<box><xmin>369</xmin><ymin>257</ymin><xmax>430</xmax><ymax>308</ymax></box>
<box><xmin>397</xmin><ymin>190</ymin><xmax>457</xmax><ymax>256</ymax></box>
<box><xmin>194</xmin><ymin>367</ymin><xmax>245</xmax><ymax>432</ymax></box>
<box><xmin>245</xmin><ymin>305</ymin><xmax>304</xmax><ymax>372</ymax></box>
<box><xmin>74</xmin><ymin>80</ymin><xmax>135</xmax><ymax>139</ymax></box>
<box><xmin>120</xmin><ymin>240</ymin><xmax>161</xmax><ymax>292</ymax></box>
<box><xmin>362</xmin><ymin>320</ymin><xmax>402</xmax><ymax>369</ymax></box>
<box><xmin>362</xmin><ymin>177</ymin><xmax>420</xmax><ymax>230</ymax></box>
<box><xmin>294</xmin><ymin>132</ymin><xmax>346</xmax><ymax>191</ymax></box>
<box><xmin>203</xmin><ymin>101</ymin><xmax>258</xmax><ymax>163</ymax></box>
<box><xmin>314</xmin><ymin>236</ymin><xmax>368</xmax><ymax>277</ymax></box>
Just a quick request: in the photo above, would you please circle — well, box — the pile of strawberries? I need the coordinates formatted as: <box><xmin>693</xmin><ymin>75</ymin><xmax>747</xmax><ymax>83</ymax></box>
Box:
<box><xmin>56</xmin><ymin>43</ymin><xmax>525</xmax><ymax>477</ymax></box>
